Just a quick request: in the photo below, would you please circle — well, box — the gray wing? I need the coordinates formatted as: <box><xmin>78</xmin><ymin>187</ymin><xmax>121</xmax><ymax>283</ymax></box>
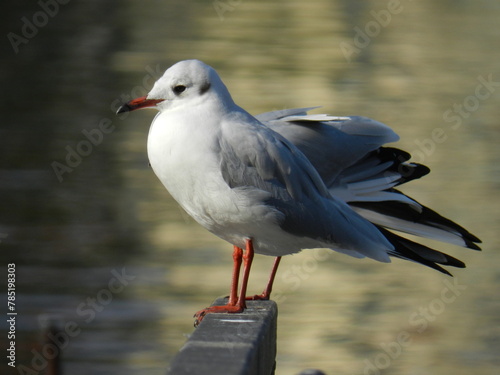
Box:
<box><xmin>218</xmin><ymin>115</ymin><xmax>394</xmax><ymax>260</ymax></box>
<box><xmin>257</xmin><ymin>108</ymin><xmax>481</xmax><ymax>251</ymax></box>
<box><xmin>219</xmin><ymin>115</ymin><xmax>331</xmax><ymax>203</ymax></box>
<box><xmin>259</xmin><ymin>109</ymin><xmax>423</xmax><ymax>206</ymax></box>
<box><xmin>257</xmin><ymin>108</ymin><xmax>399</xmax><ymax>187</ymax></box>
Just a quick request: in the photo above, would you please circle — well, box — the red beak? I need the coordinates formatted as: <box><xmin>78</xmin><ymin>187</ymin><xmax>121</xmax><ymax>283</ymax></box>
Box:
<box><xmin>116</xmin><ymin>96</ymin><xmax>164</xmax><ymax>114</ymax></box>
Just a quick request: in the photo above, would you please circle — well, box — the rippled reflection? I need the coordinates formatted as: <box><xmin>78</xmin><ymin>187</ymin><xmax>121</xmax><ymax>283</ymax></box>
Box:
<box><xmin>1</xmin><ymin>1</ymin><xmax>499</xmax><ymax>374</ymax></box>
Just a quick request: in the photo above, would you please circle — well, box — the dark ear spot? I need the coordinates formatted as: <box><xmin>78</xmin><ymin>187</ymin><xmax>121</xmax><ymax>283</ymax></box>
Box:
<box><xmin>199</xmin><ymin>81</ymin><xmax>211</xmax><ymax>95</ymax></box>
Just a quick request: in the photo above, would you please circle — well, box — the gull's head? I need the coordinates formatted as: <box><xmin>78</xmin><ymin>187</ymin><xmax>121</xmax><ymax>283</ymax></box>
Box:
<box><xmin>117</xmin><ymin>59</ymin><xmax>233</xmax><ymax>114</ymax></box>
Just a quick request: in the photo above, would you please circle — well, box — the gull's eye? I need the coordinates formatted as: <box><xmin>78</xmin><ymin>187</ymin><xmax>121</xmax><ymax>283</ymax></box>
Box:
<box><xmin>173</xmin><ymin>85</ymin><xmax>186</xmax><ymax>94</ymax></box>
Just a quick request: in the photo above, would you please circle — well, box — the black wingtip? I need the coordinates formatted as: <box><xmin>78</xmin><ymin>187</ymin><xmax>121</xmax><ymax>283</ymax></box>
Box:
<box><xmin>352</xmin><ymin>199</ymin><xmax>482</xmax><ymax>251</ymax></box>
<box><xmin>466</xmin><ymin>240</ymin><xmax>482</xmax><ymax>251</ymax></box>
<box><xmin>374</xmin><ymin>147</ymin><xmax>431</xmax><ymax>184</ymax></box>
<box><xmin>378</xmin><ymin>226</ymin><xmax>469</xmax><ymax>277</ymax></box>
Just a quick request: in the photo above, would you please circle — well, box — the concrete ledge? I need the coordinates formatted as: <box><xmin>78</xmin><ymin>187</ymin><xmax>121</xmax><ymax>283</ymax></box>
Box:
<box><xmin>167</xmin><ymin>298</ymin><xmax>278</xmax><ymax>375</ymax></box>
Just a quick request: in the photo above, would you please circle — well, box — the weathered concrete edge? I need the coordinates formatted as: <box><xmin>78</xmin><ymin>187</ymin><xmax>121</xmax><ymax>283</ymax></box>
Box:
<box><xmin>167</xmin><ymin>298</ymin><xmax>278</xmax><ymax>375</ymax></box>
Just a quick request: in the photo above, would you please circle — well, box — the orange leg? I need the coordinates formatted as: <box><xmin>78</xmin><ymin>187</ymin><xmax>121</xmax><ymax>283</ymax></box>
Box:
<box><xmin>247</xmin><ymin>256</ymin><xmax>281</xmax><ymax>300</ymax></box>
<box><xmin>228</xmin><ymin>246</ymin><xmax>243</xmax><ymax>305</ymax></box>
<box><xmin>237</xmin><ymin>238</ymin><xmax>254</xmax><ymax>308</ymax></box>
<box><xmin>193</xmin><ymin>239</ymin><xmax>255</xmax><ymax>326</ymax></box>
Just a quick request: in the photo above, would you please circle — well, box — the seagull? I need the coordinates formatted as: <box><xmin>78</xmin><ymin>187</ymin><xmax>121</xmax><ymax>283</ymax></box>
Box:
<box><xmin>117</xmin><ymin>59</ymin><xmax>481</xmax><ymax>325</ymax></box>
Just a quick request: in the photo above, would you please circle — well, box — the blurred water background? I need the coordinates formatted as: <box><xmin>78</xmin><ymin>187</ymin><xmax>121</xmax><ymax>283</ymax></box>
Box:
<box><xmin>1</xmin><ymin>1</ymin><xmax>499</xmax><ymax>374</ymax></box>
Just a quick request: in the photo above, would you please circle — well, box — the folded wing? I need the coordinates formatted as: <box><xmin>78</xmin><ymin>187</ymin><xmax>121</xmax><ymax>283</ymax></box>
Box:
<box><xmin>259</xmin><ymin>108</ymin><xmax>481</xmax><ymax>255</ymax></box>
